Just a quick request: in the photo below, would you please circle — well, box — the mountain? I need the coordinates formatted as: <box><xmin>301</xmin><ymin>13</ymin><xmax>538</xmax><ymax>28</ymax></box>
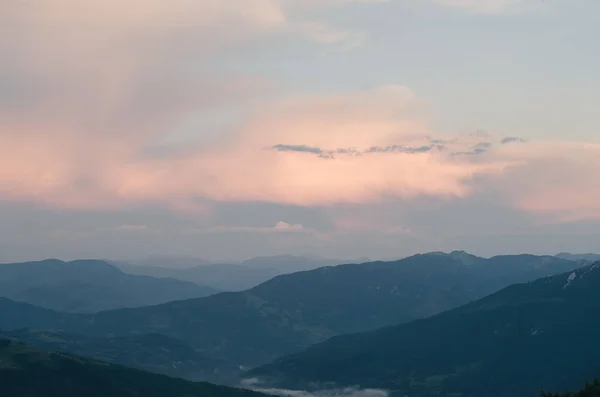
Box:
<box><xmin>116</xmin><ymin>262</ymin><xmax>283</xmax><ymax>291</ymax></box>
<box><xmin>248</xmin><ymin>262</ymin><xmax>600</xmax><ymax>397</ymax></box>
<box><xmin>0</xmin><ymin>328</ymin><xmax>239</xmax><ymax>382</ymax></box>
<box><xmin>0</xmin><ymin>338</ymin><xmax>264</xmax><ymax>397</ymax></box>
<box><xmin>0</xmin><ymin>259</ymin><xmax>217</xmax><ymax>312</ymax></box>
<box><xmin>240</xmin><ymin>255</ymin><xmax>342</xmax><ymax>272</ymax></box>
<box><xmin>120</xmin><ymin>255</ymin><xmax>214</xmax><ymax>268</ymax></box>
<box><xmin>115</xmin><ymin>255</ymin><xmax>349</xmax><ymax>291</ymax></box>
<box><xmin>556</xmin><ymin>253</ymin><xmax>600</xmax><ymax>263</ymax></box>
<box><xmin>0</xmin><ymin>252</ymin><xmax>579</xmax><ymax>383</ymax></box>
<box><xmin>0</xmin><ymin>298</ymin><xmax>76</xmax><ymax>330</ymax></box>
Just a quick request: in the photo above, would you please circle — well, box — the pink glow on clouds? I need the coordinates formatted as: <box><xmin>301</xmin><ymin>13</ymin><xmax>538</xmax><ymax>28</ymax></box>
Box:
<box><xmin>492</xmin><ymin>141</ymin><xmax>600</xmax><ymax>222</ymax></box>
<box><xmin>5</xmin><ymin>83</ymin><xmax>597</xmax><ymax>222</ymax></box>
<box><xmin>0</xmin><ymin>0</ymin><xmax>598</xmax><ymax>224</ymax></box>
<box><xmin>183</xmin><ymin>86</ymin><xmax>508</xmax><ymax>206</ymax></box>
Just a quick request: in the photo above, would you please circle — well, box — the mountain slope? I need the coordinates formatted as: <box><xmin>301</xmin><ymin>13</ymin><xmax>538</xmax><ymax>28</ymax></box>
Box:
<box><xmin>0</xmin><ymin>298</ymin><xmax>75</xmax><ymax>330</ymax></box>
<box><xmin>541</xmin><ymin>379</ymin><xmax>600</xmax><ymax>397</ymax></box>
<box><xmin>0</xmin><ymin>253</ymin><xmax>580</xmax><ymax>382</ymax></box>
<box><xmin>64</xmin><ymin>253</ymin><xmax>579</xmax><ymax>365</ymax></box>
<box><xmin>0</xmin><ymin>259</ymin><xmax>217</xmax><ymax>312</ymax></box>
<box><xmin>0</xmin><ymin>328</ymin><xmax>238</xmax><ymax>382</ymax></box>
<box><xmin>0</xmin><ymin>338</ymin><xmax>264</xmax><ymax>397</ymax></box>
<box><xmin>249</xmin><ymin>262</ymin><xmax>600</xmax><ymax>397</ymax></box>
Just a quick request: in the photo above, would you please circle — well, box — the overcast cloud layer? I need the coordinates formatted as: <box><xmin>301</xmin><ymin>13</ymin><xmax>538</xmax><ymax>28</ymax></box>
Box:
<box><xmin>1</xmin><ymin>0</ymin><xmax>599</xmax><ymax>262</ymax></box>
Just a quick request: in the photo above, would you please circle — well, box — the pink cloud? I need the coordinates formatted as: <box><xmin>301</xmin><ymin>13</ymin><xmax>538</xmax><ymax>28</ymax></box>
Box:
<box><xmin>0</xmin><ymin>0</ymin><xmax>392</xmax><ymax>211</ymax></box>
<box><xmin>4</xmin><ymin>77</ymin><xmax>599</xmax><ymax>224</ymax></box>
<box><xmin>2</xmin><ymin>68</ymin><xmax>599</xmax><ymax>225</ymax></box>
<box><xmin>122</xmin><ymin>86</ymin><xmax>508</xmax><ymax>210</ymax></box>
<box><xmin>487</xmin><ymin>141</ymin><xmax>600</xmax><ymax>223</ymax></box>
<box><xmin>1</xmin><ymin>1</ymin><xmax>599</xmax><ymax>225</ymax></box>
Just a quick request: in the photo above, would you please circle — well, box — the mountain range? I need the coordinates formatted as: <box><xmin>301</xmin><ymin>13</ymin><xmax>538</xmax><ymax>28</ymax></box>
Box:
<box><xmin>114</xmin><ymin>254</ymin><xmax>353</xmax><ymax>291</ymax></box>
<box><xmin>0</xmin><ymin>252</ymin><xmax>582</xmax><ymax>383</ymax></box>
<box><xmin>248</xmin><ymin>261</ymin><xmax>600</xmax><ymax>397</ymax></box>
<box><xmin>555</xmin><ymin>253</ymin><xmax>600</xmax><ymax>263</ymax></box>
<box><xmin>0</xmin><ymin>259</ymin><xmax>217</xmax><ymax>312</ymax></box>
<box><xmin>114</xmin><ymin>252</ymin><xmax>594</xmax><ymax>292</ymax></box>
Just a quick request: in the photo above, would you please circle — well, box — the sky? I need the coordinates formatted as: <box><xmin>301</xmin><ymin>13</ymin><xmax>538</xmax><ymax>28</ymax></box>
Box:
<box><xmin>1</xmin><ymin>0</ymin><xmax>599</xmax><ymax>262</ymax></box>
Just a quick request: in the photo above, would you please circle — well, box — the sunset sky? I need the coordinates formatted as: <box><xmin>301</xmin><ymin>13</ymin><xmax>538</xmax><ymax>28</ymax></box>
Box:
<box><xmin>1</xmin><ymin>0</ymin><xmax>599</xmax><ymax>262</ymax></box>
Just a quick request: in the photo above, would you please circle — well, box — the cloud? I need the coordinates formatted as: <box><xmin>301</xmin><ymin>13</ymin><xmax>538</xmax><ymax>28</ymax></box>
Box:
<box><xmin>240</xmin><ymin>379</ymin><xmax>389</xmax><ymax>397</ymax></box>
<box><xmin>112</xmin><ymin>225</ymin><xmax>149</xmax><ymax>232</ymax></box>
<box><xmin>249</xmin><ymin>386</ymin><xmax>389</xmax><ymax>397</ymax></box>
<box><xmin>1</xmin><ymin>2</ymin><xmax>599</xmax><ymax>224</ymax></box>
<box><xmin>273</xmin><ymin>221</ymin><xmax>306</xmax><ymax>231</ymax></box>
<box><xmin>190</xmin><ymin>221</ymin><xmax>307</xmax><ymax>234</ymax></box>
<box><xmin>1</xmin><ymin>83</ymin><xmax>504</xmax><ymax>209</ymax></box>
<box><xmin>271</xmin><ymin>143</ymin><xmax>444</xmax><ymax>159</ymax></box>
<box><xmin>365</xmin><ymin>144</ymin><xmax>444</xmax><ymax>154</ymax></box>
<box><xmin>452</xmin><ymin>141</ymin><xmax>493</xmax><ymax>156</ymax></box>
<box><xmin>271</xmin><ymin>143</ymin><xmax>445</xmax><ymax>159</ymax></box>
<box><xmin>501</xmin><ymin>137</ymin><xmax>526</xmax><ymax>144</ymax></box>
<box><xmin>272</xmin><ymin>144</ymin><xmax>331</xmax><ymax>158</ymax></box>
<box><xmin>483</xmin><ymin>141</ymin><xmax>600</xmax><ymax>223</ymax></box>
<box><xmin>292</xmin><ymin>21</ymin><xmax>366</xmax><ymax>51</ymax></box>
<box><xmin>0</xmin><ymin>0</ymin><xmax>391</xmax><ymax>212</ymax></box>
<box><xmin>433</xmin><ymin>0</ymin><xmax>530</xmax><ymax>13</ymax></box>
<box><xmin>185</xmin><ymin>85</ymin><xmax>513</xmax><ymax>206</ymax></box>
<box><xmin>3</xmin><ymin>71</ymin><xmax>600</xmax><ymax>224</ymax></box>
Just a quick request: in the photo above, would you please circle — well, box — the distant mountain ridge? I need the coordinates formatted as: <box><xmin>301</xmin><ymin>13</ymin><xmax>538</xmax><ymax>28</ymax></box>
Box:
<box><xmin>121</xmin><ymin>255</ymin><xmax>215</xmax><ymax>268</ymax></box>
<box><xmin>114</xmin><ymin>254</ymin><xmax>352</xmax><ymax>291</ymax></box>
<box><xmin>115</xmin><ymin>262</ymin><xmax>282</xmax><ymax>292</ymax></box>
<box><xmin>249</xmin><ymin>261</ymin><xmax>600</xmax><ymax>397</ymax></box>
<box><xmin>239</xmin><ymin>254</ymin><xmax>342</xmax><ymax>271</ymax></box>
<box><xmin>111</xmin><ymin>252</ymin><xmax>600</xmax><ymax>292</ymax></box>
<box><xmin>0</xmin><ymin>259</ymin><xmax>217</xmax><ymax>312</ymax></box>
<box><xmin>555</xmin><ymin>253</ymin><xmax>600</xmax><ymax>262</ymax></box>
<box><xmin>0</xmin><ymin>252</ymin><xmax>580</xmax><ymax>383</ymax></box>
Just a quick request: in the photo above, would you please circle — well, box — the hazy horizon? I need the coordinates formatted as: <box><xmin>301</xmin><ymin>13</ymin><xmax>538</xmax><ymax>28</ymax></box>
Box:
<box><xmin>3</xmin><ymin>250</ymin><xmax>598</xmax><ymax>266</ymax></box>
